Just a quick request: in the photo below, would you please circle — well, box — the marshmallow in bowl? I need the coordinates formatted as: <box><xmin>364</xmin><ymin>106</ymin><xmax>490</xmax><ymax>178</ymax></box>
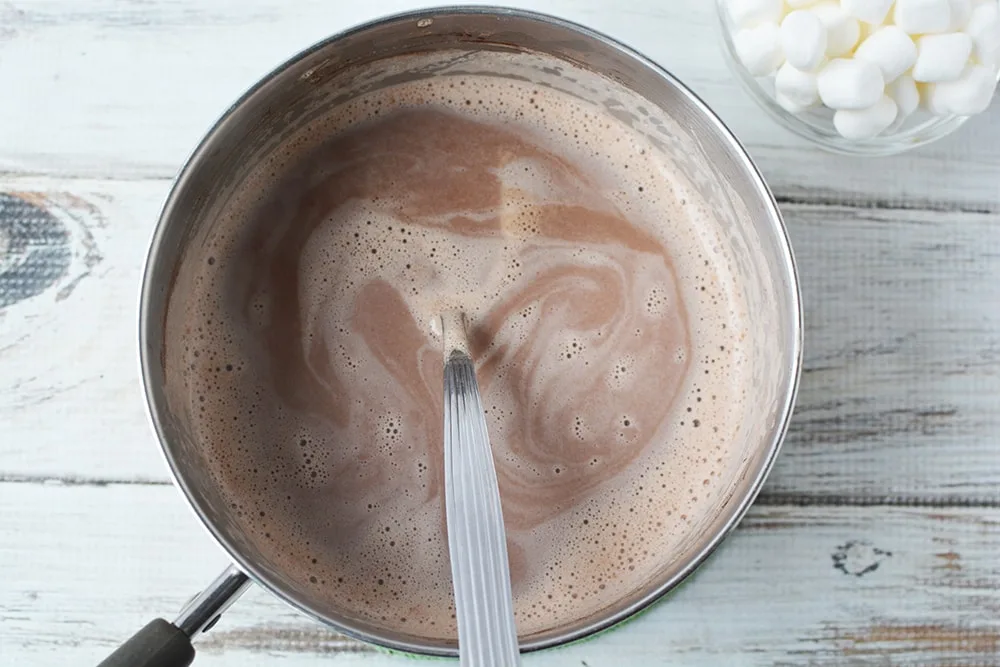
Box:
<box><xmin>925</xmin><ymin>64</ymin><xmax>1000</xmax><ymax>114</ymax></box>
<box><xmin>854</xmin><ymin>26</ymin><xmax>918</xmax><ymax>83</ymax></box>
<box><xmin>834</xmin><ymin>95</ymin><xmax>899</xmax><ymax>138</ymax></box>
<box><xmin>967</xmin><ymin>2</ymin><xmax>1000</xmax><ymax>68</ymax></box>
<box><xmin>893</xmin><ymin>0</ymin><xmax>953</xmax><ymax>34</ymax></box>
<box><xmin>842</xmin><ymin>0</ymin><xmax>894</xmax><ymax>26</ymax></box>
<box><xmin>781</xmin><ymin>10</ymin><xmax>828</xmax><ymax>70</ymax></box>
<box><xmin>733</xmin><ymin>23</ymin><xmax>785</xmax><ymax>76</ymax></box>
<box><xmin>913</xmin><ymin>33</ymin><xmax>974</xmax><ymax>81</ymax></box>
<box><xmin>817</xmin><ymin>59</ymin><xmax>885</xmax><ymax>109</ymax></box>
<box><xmin>775</xmin><ymin>62</ymin><xmax>821</xmax><ymax>110</ymax></box>
<box><xmin>812</xmin><ymin>2</ymin><xmax>861</xmax><ymax>57</ymax></box>
<box><xmin>948</xmin><ymin>0</ymin><xmax>974</xmax><ymax>30</ymax></box>
<box><xmin>888</xmin><ymin>75</ymin><xmax>921</xmax><ymax>119</ymax></box>
<box><xmin>724</xmin><ymin>0</ymin><xmax>1000</xmax><ymax>141</ymax></box>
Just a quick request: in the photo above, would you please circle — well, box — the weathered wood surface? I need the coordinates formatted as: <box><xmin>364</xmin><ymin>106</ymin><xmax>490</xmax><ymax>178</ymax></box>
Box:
<box><xmin>2</xmin><ymin>0</ymin><xmax>999</xmax><ymax>665</ymax></box>
<box><xmin>0</xmin><ymin>0</ymin><xmax>998</xmax><ymax>208</ymax></box>
<box><xmin>3</xmin><ymin>483</ymin><xmax>999</xmax><ymax>666</ymax></box>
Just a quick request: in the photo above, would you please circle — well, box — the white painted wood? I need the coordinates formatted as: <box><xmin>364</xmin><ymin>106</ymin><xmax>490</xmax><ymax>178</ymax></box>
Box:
<box><xmin>1</xmin><ymin>3</ymin><xmax>999</xmax><ymax>664</ymax></box>
<box><xmin>2</xmin><ymin>483</ymin><xmax>998</xmax><ymax>666</ymax></box>
<box><xmin>2</xmin><ymin>177</ymin><xmax>998</xmax><ymax>500</ymax></box>
<box><xmin>0</xmin><ymin>0</ymin><xmax>998</xmax><ymax>207</ymax></box>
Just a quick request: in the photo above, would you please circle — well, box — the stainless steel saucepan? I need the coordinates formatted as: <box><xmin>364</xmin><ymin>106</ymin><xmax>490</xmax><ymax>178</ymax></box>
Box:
<box><xmin>100</xmin><ymin>7</ymin><xmax>801</xmax><ymax>666</ymax></box>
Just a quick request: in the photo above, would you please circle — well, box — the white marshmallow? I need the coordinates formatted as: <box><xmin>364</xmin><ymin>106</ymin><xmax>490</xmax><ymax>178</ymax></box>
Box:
<box><xmin>775</xmin><ymin>62</ymin><xmax>821</xmax><ymax>108</ymax></box>
<box><xmin>841</xmin><ymin>0</ymin><xmax>894</xmax><ymax>26</ymax></box>
<box><xmin>926</xmin><ymin>64</ymin><xmax>999</xmax><ymax>113</ymax></box>
<box><xmin>854</xmin><ymin>27</ymin><xmax>919</xmax><ymax>83</ymax></box>
<box><xmin>834</xmin><ymin>95</ymin><xmax>899</xmax><ymax>138</ymax></box>
<box><xmin>776</xmin><ymin>91</ymin><xmax>809</xmax><ymax>112</ymax></box>
<box><xmin>727</xmin><ymin>0</ymin><xmax>785</xmax><ymax>28</ymax></box>
<box><xmin>733</xmin><ymin>23</ymin><xmax>786</xmax><ymax>76</ymax></box>
<box><xmin>894</xmin><ymin>0</ymin><xmax>953</xmax><ymax>35</ymax></box>
<box><xmin>812</xmin><ymin>2</ymin><xmax>862</xmax><ymax>57</ymax></box>
<box><xmin>966</xmin><ymin>2</ymin><xmax>1000</xmax><ymax>68</ymax></box>
<box><xmin>788</xmin><ymin>0</ymin><xmax>820</xmax><ymax>6</ymax></box>
<box><xmin>949</xmin><ymin>0</ymin><xmax>974</xmax><ymax>29</ymax></box>
<box><xmin>817</xmin><ymin>58</ymin><xmax>887</xmax><ymax>109</ymax></box>
<box><xmin>781</xmin><ymin>11</ymin><xmax>829</xmax><ymax>70</ymax></box>
<box><xmin>912</xmin><ymin>33</ymin><xmax>974</xmax><ymax>81</ymax></box>
<box><xmin>888</xmin><ymin>75</ymin><xmax>921</xmax><ymax>118</ymax></box>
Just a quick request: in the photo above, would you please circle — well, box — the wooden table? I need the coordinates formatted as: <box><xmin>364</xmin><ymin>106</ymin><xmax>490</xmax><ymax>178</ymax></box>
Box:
<box><xmin>2</xmin><ymin>1</ymin><xmax>998</xmax><ymax>665</ymax></box>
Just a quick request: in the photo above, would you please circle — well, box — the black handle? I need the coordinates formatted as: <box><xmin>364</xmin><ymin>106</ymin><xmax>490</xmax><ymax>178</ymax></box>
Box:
<box><xmin>97</xmin><ymin>618</ymin><xmax>195</xmax><ymax>667</ymax></box>
<box><xmin>96</xmin><ymin>566</ymin><xmax>250</xmax><ymax>667</ymax></box>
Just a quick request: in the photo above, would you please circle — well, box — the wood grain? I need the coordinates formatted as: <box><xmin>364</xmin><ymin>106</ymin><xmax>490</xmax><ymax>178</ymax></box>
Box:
<box><xmin>2</xmin><ymin>178</ymin><xmax>998</xmax><ymax>501</ymax></box>
<box><xmin>768</xmin><ymin>204</ymin><xmax>1000</xmax><ymax>504</ymax></box>
<box><xmin>0</xmin><ymin>0</ymin><xmax>998</xmax><ymax>208</ymax></box>
<box><xmin>2</xmin><ymin>482</ymin><xmax>998</xmax><ymax>666</ymax></box>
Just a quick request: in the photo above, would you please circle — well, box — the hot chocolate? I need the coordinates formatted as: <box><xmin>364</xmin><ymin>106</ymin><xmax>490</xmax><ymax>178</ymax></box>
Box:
<box><xmin>168</xmin><ymin>57</ymin><xmax>750</xmax><ymax>639</ymax></box>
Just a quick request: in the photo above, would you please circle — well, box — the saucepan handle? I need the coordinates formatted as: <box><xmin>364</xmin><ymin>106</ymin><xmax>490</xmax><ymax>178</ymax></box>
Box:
<box><xmin>97</xmin><ymin>565</ymin><xmax>251</xmax><ymax>667</ymax></box>
<box><xmin>96</xmin><ymin>619</ymin><xmax>195</xmax><ymax>667</ymax></box>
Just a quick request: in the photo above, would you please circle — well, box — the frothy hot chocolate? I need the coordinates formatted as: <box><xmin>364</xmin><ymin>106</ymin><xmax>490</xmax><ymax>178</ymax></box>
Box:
<box><xmin>168</xmin><ymin>54</ymin><xmax>750</xmax><ymax>640</ymax></box>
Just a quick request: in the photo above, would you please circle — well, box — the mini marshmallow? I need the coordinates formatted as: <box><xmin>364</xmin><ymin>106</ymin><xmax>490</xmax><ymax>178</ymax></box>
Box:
<box><xmin>781</xmin><ymin>11</ymin><xmax>828</xmax><ymax>70</ymax></box>
<box><xmin>854</xmin><ymin>26</ymin><xmax>918</xmax><ymax>83</ymax></box>
<box><xmin>841</xmin><ymin>0</ymin><xmax>893</xmax><ymax>26</ymax></box>
<box><xmin>834</xmin><ymin>95</ymin><xmax>899</xmax><ymax>138</ymax></box>
<box><xmin>966</xmin><ymin>2</ymin><xmax>1000</xmax><ymax>68</ymax></box>
<box><xmin>727</xmin><ymin>0</ymin><xmax>785</xmax><ymax>28</ymax></box>
<box><xmin>912</xmin><ymin>33</ymin><xmax>974</xmax><ymax>82</ymax></box>
<box><xmin>949</xmin><ymin>0</ymin><xmax>974</xmax><ymax>29</ymax></box>
<box><xmin>888</xmin><ymin>75</ymin><xmax>921</xmax><ymax>118</ymax></box>
<box><xmin>733</xmin><ymin>23</ymin><xmax>785</xmax><ymax>76</ymax></box>
<box><xmin>775</xmin><ymin>62</ymin><xmax>821</xmax><ymax>108</ymax></box>
<box><xmin>812</xmin><ymin>2</ymin><xmax>862</xmax><ymax>57</ymax></box>
<box><xmin>817</xmin><ymin>58</ymin><xmax>886</xmax><ymax>109</ymax></box>
<box><xmin>776</xmin><ymin>91</ymin><xmax>809</xmax><ymax>112</ymax></box>
<box><xmin>894</xmin><ymin>0</ymin><xmax>953</xmax><ymax>35</ymax></box>
<box><xmin>926</xmin><ymin>64</ymin><xmax>999</xmax><ymax>114</ymax></box>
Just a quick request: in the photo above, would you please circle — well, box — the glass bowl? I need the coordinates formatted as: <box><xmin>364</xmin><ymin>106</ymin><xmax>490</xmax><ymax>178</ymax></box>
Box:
<box><xmin>716</xmin><ymin>0</ymin><xmax>1000</xmax><ymax>156</ymax></box>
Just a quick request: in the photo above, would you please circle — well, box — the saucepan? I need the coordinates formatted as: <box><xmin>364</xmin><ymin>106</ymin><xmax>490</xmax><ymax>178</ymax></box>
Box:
<box><xmin>100</xmin><ymin>6</ymin><xmax>801</xmax><ymax>666</ymax></box>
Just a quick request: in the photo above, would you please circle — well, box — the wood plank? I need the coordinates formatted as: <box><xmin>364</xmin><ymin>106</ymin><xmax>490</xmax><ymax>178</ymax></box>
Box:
<box><xmin>2</xmin><ymin>482</ymin><xmax>998</xmax><ymax>666</ymax></box>
<box><xmin>0</xmin><ymin>180</ymin><xmax>163</xmax><ymax>482</ymax></box>
<box><xmin>768</xmin><ymin>204</ymin><xmax>1000</xmax><ymax>503</ymax></box>
<box><xmin>0</xmin><ymin>0</ymin><xmax>998</xmax><ymax>207</ymax></box>
<box><xmin>3</xmin><ymin>178</ymin><xmax>998</xmax><ymax>499</ymax></box>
